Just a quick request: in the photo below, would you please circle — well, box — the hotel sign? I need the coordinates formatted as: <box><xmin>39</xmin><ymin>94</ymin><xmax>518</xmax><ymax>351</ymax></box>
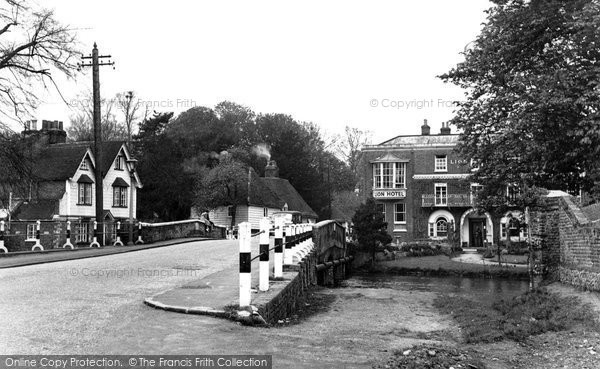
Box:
<box><xmin>373</xmin><ymin>189</ymin><xmax>406</xmax><ymax>199</ymax></box>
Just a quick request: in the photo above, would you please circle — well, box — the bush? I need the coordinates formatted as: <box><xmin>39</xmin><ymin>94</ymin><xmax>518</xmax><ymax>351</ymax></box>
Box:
<box><xmin>400</xmin><ymin>242</ymin><xmax>445</xmax><ymax>257</ymax></box>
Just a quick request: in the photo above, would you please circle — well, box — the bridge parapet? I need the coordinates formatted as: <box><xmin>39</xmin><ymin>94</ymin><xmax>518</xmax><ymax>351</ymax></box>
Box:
<box><xmin>312</xmin><ymin>220</ymin><xmax>351</xmax><ymax>286</ymax></box>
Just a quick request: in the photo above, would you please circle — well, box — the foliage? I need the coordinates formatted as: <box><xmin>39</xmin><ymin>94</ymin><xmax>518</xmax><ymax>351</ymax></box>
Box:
<box><xmin>352</xmin><ymin>197</ymin><xmax>392</xmax><ymax>262</ymax></box>
<box><xmin>0</xmin><ymin>0</ymin><xmax>79</xmax><ymax>124</ymax></box>
<box><xmin>434</xmin><ymin>288</ymin><xmax>599</xmax><ymax>343</ymax></box>
<box><xmin>194</xmin><ymin>154</ymin><xmax>249</xmax><ymax>227</ymax></box>
<box><xmin>440</xmin><ymin>0</ymin><xmax>600</xmax><ymax>207</ymax></box>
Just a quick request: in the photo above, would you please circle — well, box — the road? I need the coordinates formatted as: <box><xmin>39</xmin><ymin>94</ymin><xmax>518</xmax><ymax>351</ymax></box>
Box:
<box><xmin>0</xmin><ymin>239</ymin><xmax>461</xmax><ymax>368</ymax></box>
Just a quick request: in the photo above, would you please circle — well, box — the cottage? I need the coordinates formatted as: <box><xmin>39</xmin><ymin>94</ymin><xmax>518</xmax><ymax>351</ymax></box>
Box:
<box><xmin>194</xmin><ymin>160</ymin><xmax>317</xmax><ymax>229</ymax></box>
<box><xmin>0</xmin><ymin>120</ymin><xmax>141</xmax><ymax>250</ymax></box>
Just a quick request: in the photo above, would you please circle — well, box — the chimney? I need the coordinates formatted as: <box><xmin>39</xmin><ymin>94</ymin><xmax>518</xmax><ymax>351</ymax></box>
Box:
<box><xmin>265</xmin><ymin>160</ymin><xmax>279</xmax><ymax>178</ymax></box>
<box><xmin>440</xmin><ymin>122</ymin><xmax>451</xmax><ymax>135</ymax></box>
<box><xmin>421</xmin><ymin>119</ymin><xmax>430</xmax><ymax>136</ymax></box>
<box><xmin>41</xmin><ymin>120</ymin><xmax>67</xmax><ymax>144</ymax></box>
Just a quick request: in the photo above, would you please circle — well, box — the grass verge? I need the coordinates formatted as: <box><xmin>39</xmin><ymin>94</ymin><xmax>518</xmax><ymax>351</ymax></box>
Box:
<box><xmin>434</xmin><ymin>288</ymin><xmax>599</xmax><ymax>343</ymax></box>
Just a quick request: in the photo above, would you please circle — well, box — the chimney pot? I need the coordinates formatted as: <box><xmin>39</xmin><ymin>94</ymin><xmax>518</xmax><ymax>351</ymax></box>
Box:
<box><xmin>440</xmin><ymin>122</ymin><xmax>451</xmax><ymax>135</ymax></box>
<box><xmin>421</xmin><ymin>119</ymin><xmax>430</xmax><ymax>136</ymax></box>
<box><xmin>265</xmin><ymin>160</ymin><xmax>279</xmax><ymax>178</ymax></box>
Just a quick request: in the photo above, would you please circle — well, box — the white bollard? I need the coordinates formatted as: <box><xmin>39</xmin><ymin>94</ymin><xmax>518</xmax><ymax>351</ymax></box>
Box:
<box><xmin>113</xmin><ymin>221</ymin><xmax>124</xmax><ymax>246</ymax></box>
<box><xmin>32</xmin><ymin>220</ymin><xmax>44</xmax><ymax>251</ymax></box>
<box><xmin>284</xmin><ymin>224</ymin><xmax>294</xmax><ymax>265</ymax></box>
<box><xmin>135</xmin><ymin>223</ymin><xmax>144</xmax><ymax>244</ymax></box>
<box><xmin>90</xmin><ymin>221</ymin><xmax>100</xmax><ymax>247</ymax></box>
<box><xmin>0</xmin><ymin>220</ymin><xmax>7</xmax><ymax>253</ymax></box>
<box><xmin>63</xmin><ymin>221</ymin><xmax>74</xmax><ymax>249</ymax></box>
<box><xmin>259</xmin><ymin>217</ymin><xmax>270</xmax><ymax>292</ymax></box>
<box><xmin>273</xmin><ymin>218</ymin><xmax>284</xmax><ymax>278</ymax></box>
<box><xmin>239</xmin><ymin>222</ymin><xmax>252</xmax><ymax>307</ymax></box>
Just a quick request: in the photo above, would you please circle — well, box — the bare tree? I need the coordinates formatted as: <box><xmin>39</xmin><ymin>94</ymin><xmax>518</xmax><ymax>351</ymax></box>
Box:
<box><xmin>116</xmin><ymin>90</ymin><xmax>141</xmax><ymax>145</ymax></box>
<box><xmin>334</xmin><ymin>126</ymin><xmax>371</xmax><ymax>175</ymax></box>
<box><xmin>0</xmin><ymin>0</ymin><xmax>79</xmax><ymax>127</ymax></box>
<box><xmin>67</xmin><ymin>91</ymin><xmax>127</xmax><ymax>142</ymax></box>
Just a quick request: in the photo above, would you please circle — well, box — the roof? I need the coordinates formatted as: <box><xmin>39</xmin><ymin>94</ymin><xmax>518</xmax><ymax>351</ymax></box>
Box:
<box><xmin>247</xmin><ymin>169</ymin><xmax>284</xmax><ymax>209</ymax></box>
<box><xmin>261</xmin><ymin>177</ymin><xmax>318</xmax><ymax>219</ymax></box>
<box><xmin>582</xmin><ymin>203</ymin><xmax>600</xmax><ymax>222</ymax></box>
<box><xmin>33</xmin><ymin>144</ymin><xmax>90</xmax><ymax>181</ymax></box>
<box><xmin>12</xmin><ymin>200</ymin><xmax>59</xmax><ymax>220</ymax></box>
<box><xmin>43</xmin><ymin>140</ymin><xmax>126</xmax><ymax>177</ymax></box>
<box><xmin>363</xmin><ymin>134</ymin><xmax>459</xmax><ymax>149</ymax></box>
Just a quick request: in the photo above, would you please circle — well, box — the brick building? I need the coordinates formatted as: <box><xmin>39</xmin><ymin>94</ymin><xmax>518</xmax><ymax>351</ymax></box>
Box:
<box><xmin>360</xmin><ymin>120</ymin><xmax>501</xmax><ymax>247</ymax></box>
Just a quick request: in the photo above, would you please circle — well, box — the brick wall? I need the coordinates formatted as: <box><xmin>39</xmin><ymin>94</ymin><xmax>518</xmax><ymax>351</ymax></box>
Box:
<box><xmin>531</xmin><ymin>195</ymin><xmax>600</xmax><ymax>291</ymax></box>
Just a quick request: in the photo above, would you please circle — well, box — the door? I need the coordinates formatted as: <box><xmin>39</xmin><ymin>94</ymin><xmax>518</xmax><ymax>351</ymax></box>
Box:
<box><xmin>469</xmin><ymin>219</ymin><xmax>485</xmax><ymax>248</ymax></box>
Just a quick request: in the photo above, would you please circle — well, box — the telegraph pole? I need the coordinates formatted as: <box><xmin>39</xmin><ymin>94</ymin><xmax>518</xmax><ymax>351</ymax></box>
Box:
<box><xmin>79</xmin><ymin>43</ymin><xmax>114</xmax><ymax>246</ymax></box>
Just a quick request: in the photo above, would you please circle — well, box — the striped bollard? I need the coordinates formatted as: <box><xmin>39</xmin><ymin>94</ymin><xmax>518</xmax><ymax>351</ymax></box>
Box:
<box><xmin>32</xmin><ymin>220</ymin><xmax>43</xmax><ymax>251</ymax></box>
<box><xmin>90</xmin><ymin>221</ymin><xmax>101</xmax><ymax>247</ymax></box>
<box><xmin>63</xmin><ymin>221</ymin><xmax>74</xmax><ymax>249</ymax></box>
<box><xmin>284</xmin><ymin>224</ymin><xmax>294</xmax><ymax>265</ymax></box>
<box><xmin>259</xmin><ymin>218</ymin><xmax>270</xmax><ymax>291</ymax></box>
<box><xmin>274</xmin><ymin>218</ymin><xmax>284</xmax><ymax>278</ymax></box>
<box><xmin>135</xmin><ymin>223</ymin><xmax>144</xmax><ymax>244</ymax></box>
<box><xmin>114</xmin><ymin>222</ymin><xmax>124</xmax><ymax>246</ymax></box>
<box><xmin>0</xmin><ymin>221</ymin><xmax>7</xmax><ymax>253</ymax></box>
<box><xmin>238</xmin><ymin>222</ymin><xmax>252</xmax><ymax>307</ymax></box>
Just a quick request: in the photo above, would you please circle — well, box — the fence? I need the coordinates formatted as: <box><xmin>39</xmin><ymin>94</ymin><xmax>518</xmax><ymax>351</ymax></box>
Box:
<box><xmin>0</xmin><ymin>218</ymin><xmax>225</xmax><ymax>253</ymax></box>
<box><xmin>236</xmin><ymin>218</ymin><xmax>351</xmax><ymax>309</ymax></box>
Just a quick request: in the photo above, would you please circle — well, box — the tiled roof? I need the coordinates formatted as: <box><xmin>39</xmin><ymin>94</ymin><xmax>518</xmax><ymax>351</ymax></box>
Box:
<box><xmin>261</xmin><ymin>177</ymin><xmax>318</xmax><ymax>219</ymax></box>
<box><xmin>12</xmin><ymin>200</ymin><xmax>59</xmax><ymax>220</ymax></box>
<box><xmin>582</xmin><ymin>203</ymin><xmax>600</xmax><ymax>222</ymax></box>
<box><xmin>34</xmin><ymin>141</ymin><xmax>126</xmax><ymax>181</ymax></box>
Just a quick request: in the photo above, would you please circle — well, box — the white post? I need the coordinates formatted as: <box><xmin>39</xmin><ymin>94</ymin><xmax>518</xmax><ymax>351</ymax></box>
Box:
<box><xmin>63</xmin><ymin>221</ymin><xmax>74</xmax><ymax>249</ymax></box>
<box><xmin>90</xmin><ymin>221</ymin><xmax>100</xmax><ymax>247</ymax></box>
<box><xmin>259</xmin><ymin>217</ymin><xmax>270</xmax><ymax>291</ymax></box>
<box><xmin>274</xmin><ymin>218</ymin><xmax>284</xmax><ymax>278</ymax></box>
<box><xmin>239</xmin><ymin>222</ymin><xmax>252</xmax><ymax>307</ymax></box>
<box><xmin>0</xmin><ymin>220</ymin><xmax>7</xmax><ymax>253</ymax></box>
<box><xmin>113</xmin><ymin>221</ymin><xmax>124</xmax><ymax>246</ymax></box>
<box><xmin>32</xmin><ymin>220</ymin><xmax>43</xmax><ymax>251</ymax></box>
<box><xmin>284</xmin><ymin>224</ymin><xmax>294</xmax><ymax>265</ymax></box>
<box><xmin>135</xmin><ymin>222</ymin><xmax>144</xmax><ymax>244</ymax></box>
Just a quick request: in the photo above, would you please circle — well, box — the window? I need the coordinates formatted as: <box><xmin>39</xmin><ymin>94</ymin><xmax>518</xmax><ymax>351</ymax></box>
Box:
<box><xmin>436</xmin><ymin>218</ymin><xmax>448</xmax><ymax>237</ymax></box>
<box><xmin>501</xmin><ymin>223</ymin><xmax>507</xmax><ymax>239</ymax></box>
<box><xmin>26</xmin><ymin>224</ymin><xmax>36</xmax><ymax>240</ymax></box>
<box><xmin>372</xmin><ymin>162</ymin><xmax>406</xmax><ymax>189</ymax></box>
<box><xmin>507</xmin><ymin>185</ymin><xmax>520</xmax><ymax>202</ymax></box>
<box><xmin>435</xmin><ymin>183</ymin><xmax>447</xmax><ymax>206</ymax></box>
<box><xmin>227</xmin><ymin>206</ymin><xmax>235</xmax><ymax>217</ymax></box>
<box><xmin>115</xmin><ymin>155</ymin><xmax>124</xmax><ymax>170</ymax></box>
<box><xmin>376</xmin><ymin>203</ymin><xmax>386</xmax><ymax>222</ymax></box>
<box><xmin>435</xmin><ymin>155</ymin><xmax>447</xmax><ymax>172</ymax></box>
<box><xmin>394</xmin><ymin>203</ymin><xmax>406</xmax><ymax>223</ymax></box>
<box><xmin>263</xmin><ymin>208</ymin><xmax>268</xmax><ymax>217</ymax></box>
<box><xmin>470</xmin><ymin>183</ymin><xmax>483</xmax><ymax>203</ymax></box>
<box><xmin>76</xmin><ymin>222</ymin><xmax>89</xmax><ymax>243</ymax></box>
<box><xmin>78</xmin><ymin>183</ymin><xmax>92</xmax><ymax>205</ymax></box>
<box><xmin>80</xmin><ymin>160</ymin><xmax>88</xmax><ymax>171</ymax></box>
<box><xmin>113</xmin><ymin>186</ymin><xmax>128</xmax><ymax>207</ymax></box>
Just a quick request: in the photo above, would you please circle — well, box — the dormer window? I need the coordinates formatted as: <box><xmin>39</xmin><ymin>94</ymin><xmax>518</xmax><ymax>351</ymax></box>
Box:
<box><xmin>115</xmin><ymin>155</ymin><xmax>124</xmax><ymax>170</ymax></box>
<box><xmin>435</xmin><ymin>155</ymin><xmax>447</xmax><ymax>172</ymax></box>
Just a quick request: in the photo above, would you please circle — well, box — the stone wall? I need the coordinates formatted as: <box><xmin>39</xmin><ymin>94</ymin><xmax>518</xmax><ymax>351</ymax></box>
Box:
<box><xmin>531</xmin><ymin>195</ymin><xmax>600</xmax><ymax>291</ymax></box>
<box><xmin>140</xmin><ymin>220</ymin><xmax>225</xmax><ymax>243</ymax></box>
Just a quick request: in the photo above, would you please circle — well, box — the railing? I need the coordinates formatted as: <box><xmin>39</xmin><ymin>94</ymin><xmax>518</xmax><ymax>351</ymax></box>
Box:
<box><xmin>421</xmin><ymin>193</ymin><xmax>472</xmax><ymax>207</ymax></box>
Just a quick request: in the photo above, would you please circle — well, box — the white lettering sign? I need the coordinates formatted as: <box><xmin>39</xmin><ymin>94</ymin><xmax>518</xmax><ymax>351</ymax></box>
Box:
<box><xmin>373</xmin><ymin>190</ymin><xmax>406</xmax><ymax>199</ymax></box>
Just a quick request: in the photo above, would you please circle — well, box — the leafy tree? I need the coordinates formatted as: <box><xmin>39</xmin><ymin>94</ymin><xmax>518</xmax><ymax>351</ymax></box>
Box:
<box><xmin>352</xmin><ymin>197</ymin><xmax>392</xmax><ymax>264</ymax></box>
<box><xmin>440</xmin><ymin>0</ymin><xmax>600</xmax><ymax>207</ymax></box>
<box><xmin>195</xmin><ymin>154</ymin><xmax>249</xmax><ymax>227</ymax></box>
<box><xmin>0</xmin><ymin>0</ymin><xmax>79</xmax><ymax>125</ymax></box>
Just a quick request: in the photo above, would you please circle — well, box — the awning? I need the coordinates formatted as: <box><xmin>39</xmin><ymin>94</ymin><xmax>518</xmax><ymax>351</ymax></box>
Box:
<box><xmin>112</xmin><ymin>177</ymin><xmax>129</xmax><ymax>187</ymax></box>
<box><xmin>77</xmin><ymin>174</ymin><xmax>94</xmax><ymax>183</ymax></box>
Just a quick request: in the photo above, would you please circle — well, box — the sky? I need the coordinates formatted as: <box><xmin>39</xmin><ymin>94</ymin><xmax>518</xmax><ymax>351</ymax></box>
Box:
<box><xmin>32</xmin><ymin>0</ymin><xmax>491</xmax><ymax>144</ymax></box>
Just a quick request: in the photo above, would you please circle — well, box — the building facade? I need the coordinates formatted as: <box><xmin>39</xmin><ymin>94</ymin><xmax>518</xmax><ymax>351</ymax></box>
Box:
<box><xmin>360</xmin><ymin>120</ymin><xmax>499</xmax><ymax>247</ymax></box>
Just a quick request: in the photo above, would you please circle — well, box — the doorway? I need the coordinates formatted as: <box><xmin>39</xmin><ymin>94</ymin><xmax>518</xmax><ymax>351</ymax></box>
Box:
<box><xmin>469</xmin><ymin>219</ymin><xmax>485</xmax><ymax>248</ymax></box>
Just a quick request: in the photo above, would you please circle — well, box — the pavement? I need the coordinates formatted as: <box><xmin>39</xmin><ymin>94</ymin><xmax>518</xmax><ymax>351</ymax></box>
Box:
<box><xmin>451</xmin><ymin>248</ymin><xmax>528</xmax><ymax>267</ymax></box>
<box><xmin>0</xmin><ymin>237</ymin><xmax>209</xmax><ymax>269</ymax></box>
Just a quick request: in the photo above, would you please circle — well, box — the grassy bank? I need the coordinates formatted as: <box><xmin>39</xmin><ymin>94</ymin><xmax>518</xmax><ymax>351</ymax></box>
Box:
<box><xmin>434</xmin><ymin>288</ymin><xmax>599</xmax><ymax>343</ymax></box>
<box><xmin>365</xmin><ymin>255</ymin><xmax>529</xmax><ymax>280</ymax></box>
